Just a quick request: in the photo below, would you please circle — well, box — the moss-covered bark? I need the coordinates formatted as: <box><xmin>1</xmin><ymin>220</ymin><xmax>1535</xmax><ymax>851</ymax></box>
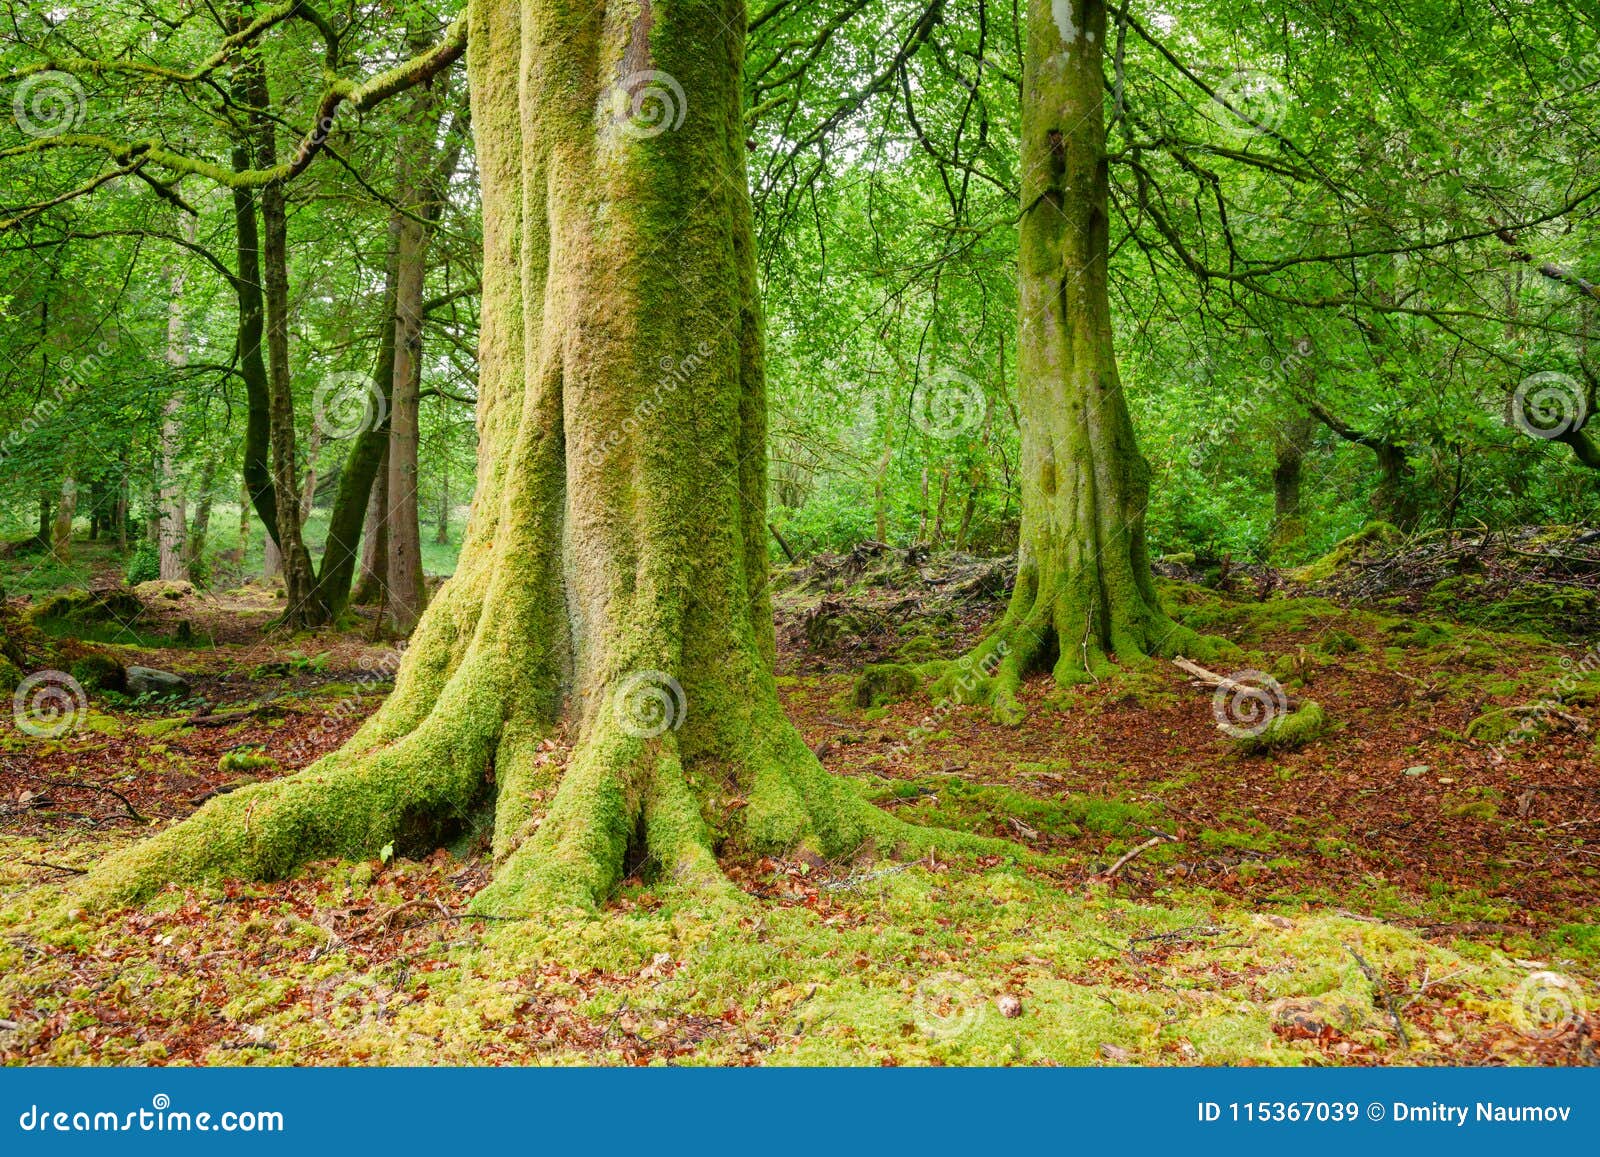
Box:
<box><xmin>886</xmin><ymin>0</ymin><xmax>1221</xmax><ymax>725</ymax></box>
<box><xmin>82</xmin><ymin>0</ymin><xmax>1003</xmax><ymax>915</ymax></box>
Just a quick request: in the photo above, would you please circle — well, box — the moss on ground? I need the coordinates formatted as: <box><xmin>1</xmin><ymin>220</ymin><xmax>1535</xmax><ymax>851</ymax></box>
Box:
<box><xmin>1</xmin><ymin>852</ymin><xmax>1583</xmax><ymax>1066</ymax></box>
<box><xmin>1233</xmin><ymin>700</ymin><xmax>1329</xmax><ymax>755</ymax></box>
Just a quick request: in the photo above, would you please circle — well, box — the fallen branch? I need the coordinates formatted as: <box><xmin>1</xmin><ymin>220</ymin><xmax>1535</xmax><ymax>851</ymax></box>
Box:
<box><xmin>20</xmin><ymin>859</ymin><xmax>87</xmax><ymax>875</ymax></box>
<box><xmin>30</xmin><ymin>778</ymin><xmax>145</xmax><ymax>823</ymax></box>
<box><xmin>1346</xmin><ymin>944</ymin><xmax>1411</xmax><ymax>1050</ymax></box>
<box><xmin>1172</xmin><ymin>657</ymin><xmax>1306</xmax><ymax>708</ymax></box>
<box><xmin>1104</xmin><ymin>833</ymin><xmax>1179</xmax><ymax>878</ymax></box>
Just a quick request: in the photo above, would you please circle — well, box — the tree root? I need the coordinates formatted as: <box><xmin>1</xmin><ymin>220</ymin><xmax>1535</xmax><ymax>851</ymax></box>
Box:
<box><xmin>856</xmin><ymin>569</ymin><xmax>1236</xmax><ymax>725</ymax></box>
<box><xmin>75</xmin><ymin>676</ymin><xmax>1017</xmax><ymax>917</ymax></box>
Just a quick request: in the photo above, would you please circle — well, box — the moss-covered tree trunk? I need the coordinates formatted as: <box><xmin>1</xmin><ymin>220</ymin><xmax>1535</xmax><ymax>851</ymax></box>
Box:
<box><xmin>85</xmin><ymin>0</ymin><xmax>985</xmax><ymax>914</ymax></box>
<box><xmin>916</xmin><ymin>0</ymin><xmax>1214</xmax><ymax>724</ymax></box>
<box><xmin>51</xmin><ymin>474</ymin><xmax>75</xmax><ymax>563</ymax></box>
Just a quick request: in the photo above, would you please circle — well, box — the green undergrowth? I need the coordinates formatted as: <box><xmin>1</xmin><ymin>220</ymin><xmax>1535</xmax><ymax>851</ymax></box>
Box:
<box><xmin>0</xmin><ymin>852</ymin><xmax>1573</xmax><ymax>1066</ymax></box>
<box><xmin>859</xmin><ymin>775</ymin><xmax>1153</xmax><ymax>845</ymax></box>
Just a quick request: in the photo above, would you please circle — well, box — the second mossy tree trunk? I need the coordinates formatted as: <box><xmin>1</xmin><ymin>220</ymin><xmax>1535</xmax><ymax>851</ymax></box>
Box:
<box><xmin>83</xmin><ymin>0</ymin><xmax>992</xmax><ymax>915</ymax></box>
<box><xmin>882</xmin><ymin>0</ymin><xmax>1220</xmax><ymax>725</ymax></box>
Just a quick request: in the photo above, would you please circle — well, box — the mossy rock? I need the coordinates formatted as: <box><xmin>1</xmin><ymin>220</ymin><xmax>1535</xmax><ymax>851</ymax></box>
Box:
<box><xmin>1314</xmin><ymin>629</ymin><xmax>1363</xmax><ymax>657</ymax></box>
<box><xmin>219</xmin><ymin>748</ymin><xmax>278</xmax><ymax>774</ymax></box>
<box><xmin>852</xmin><ymin>663</ymin><xmax>920</xmax><ymax>709</ymax></box>
<box><xmin>69</xmin><ymin>653</ymin><xmax>126</xmax><ymax>692</ymax></box>
<box><xmin>1288</xmin><ymin>521</ymin><xmax>1402</xmax><ymax>584</ymax></box>
<box><xmin>31</xmin><ymin>588</ymin><xmax>145</xmax><ymax>627</ymax></box>
<box><xmin>894</xmin><ymin>634</ymin><xmax>944</xmax><ymax>661</ymax></box>
<box><xmin>1233</xmin><ymin>700</ymin><xmax>1328</xmax><ymax>754</ymax></box>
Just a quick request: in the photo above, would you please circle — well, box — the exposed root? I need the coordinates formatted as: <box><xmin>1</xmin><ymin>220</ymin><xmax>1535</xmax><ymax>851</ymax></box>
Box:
<box><xmin>857</xmin><ymin>567</ymin><xmax>1235</xmax><ymax>725</ymax></box>
<box><xmin>474</xmin><ymin>698</ymin><xmax>1016</xmax><ymax>917</ymax></box>
<box><xmin>78</xmin><ymin>667</ymin><xmax>1019</xmax><ymax>918</ymax></box>
<box><xmin>78</xmin><ymin>716</ymin><xmax>493</xmax><ymax>910</ymax></box>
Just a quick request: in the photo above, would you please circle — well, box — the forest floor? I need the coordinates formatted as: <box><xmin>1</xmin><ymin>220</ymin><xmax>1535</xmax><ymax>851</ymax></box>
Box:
<box><xmin>1</xmin><ymin>534</ymin><xmax>1597</xmax><ymax>1066</ymax></box>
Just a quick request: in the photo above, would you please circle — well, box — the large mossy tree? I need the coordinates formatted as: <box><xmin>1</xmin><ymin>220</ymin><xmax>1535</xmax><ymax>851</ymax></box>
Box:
<box><xmin>85</xmin><ymin>0</ymin><xmax>987</xmax><ymax>913</ymax></box>
<box><xmin>908</xmin><ymin>0</ymin><xmax>1221</xmax><ymax>724</ymax></box>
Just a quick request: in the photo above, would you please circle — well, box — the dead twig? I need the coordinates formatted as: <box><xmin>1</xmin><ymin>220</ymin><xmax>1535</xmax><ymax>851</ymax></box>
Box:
<box><xmin>1104</xmin><ymin>833</ymin><xmax>1179</xmax><ymax>878</ymax></box>
<box><xmin>1346</xmin><ymin>944</ymin><xmax>1411</xmax><ymax>1050</ymax></box>
<box><xmin>20</xmin><ymin>859</ymin><xmax>87</xmax><ymax>875</ymax></box>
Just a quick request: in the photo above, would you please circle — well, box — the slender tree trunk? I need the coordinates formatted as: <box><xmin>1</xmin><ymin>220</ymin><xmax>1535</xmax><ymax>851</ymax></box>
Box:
<box><xmin>85</xmin><ymin>0</ymin><xmax>989</xmax><ymax>913</ymax></box>
<box><xmin>114</xmin><ymin>460</ymin><xmax>128</xmax><ymax>552</ymax></box>
<box><xmin>383</xmin><ymin>60</ymin><xmax>448</xmax><ymax>634</ymax></box>
<box><xmin>35</xmin><ymin>488</ymin><xmax>50</xmax><ymax>547</ymax></box>
<box><xmin>352</xmin><ymin>445</ymin><xmax>389</xmax><ymax>605</ymax></box>
<box><xmin>300</xmin><ymin>423</ymin><xmax>322</xmax><ymax>515</ymax></box>
<box><xmin>930</xmin><ymin>463</ymin><xmax>951</xmax><ymax>547</ymax></box>
<box><xmin>873</xmin><ymin>445</ymin><xmax>891</xmax><ymax>542</ymax></box>
<box><xmin>313</xmin><ymin>218</ymin><xmax>399</xmax><ymax>617</ymax></box>
<box><xmin>258</xmin><ymin>152</ymin><xmax>322</xmax><ymax>622</ymax></box>
<box><xmin>312</xmin><ymin>46</ymin><xmax>460</xmax><ymax>621</ymax></box>
<box><xmin>158</xmin><ymin>211</ymin><xmax>195</xmax><ymax>581</ymax></box>
<box><xmin>229</xmin><ymin>23</ymin><xmax>278</xmax><ymax>550</ymax></box>
<box><xmin>186</xmin><ymin>457</ymin><xmax>217</xmax><ymax>571</ymax></box>
<box><xmin>52</xmin><ymin>474</ymin><xmax>75</xmax><ymax>563</ymax></box>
